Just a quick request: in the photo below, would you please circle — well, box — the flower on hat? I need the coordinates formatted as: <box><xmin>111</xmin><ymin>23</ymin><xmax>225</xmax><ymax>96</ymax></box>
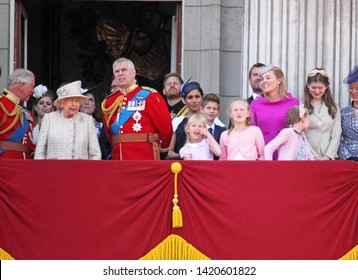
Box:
<box><xmin>179</xmin><ymin>77</ymin><xmax>192</xmax><ymax>97</ymax></box>
<box><xmin>33</xmin><ymin>84</ymin><xmax>48</xmax><ymax>99</ymax></box>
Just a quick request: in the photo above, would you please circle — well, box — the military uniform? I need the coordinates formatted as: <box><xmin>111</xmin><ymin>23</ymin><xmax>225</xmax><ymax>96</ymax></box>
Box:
<box><xmin>102</xmin><ymin>83</ymin><xmax>173</xmax><ymax>160</ymax></box>
<box><xmin>0</xmin><ymin>90</ymin><xmax>35</xmax><ymax>159</ymax></box>
<box><xmin>167</xmin><ymin>100</ymin><xmax>188</xmax><ymax>119</ymax></box>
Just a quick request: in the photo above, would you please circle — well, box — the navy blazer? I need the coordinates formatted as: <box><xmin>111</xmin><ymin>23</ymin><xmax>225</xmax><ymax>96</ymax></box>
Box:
<box><xmin>211</xmin><ymin>124</ymin><xmax>226</xmax><ymax>160</ymax></box>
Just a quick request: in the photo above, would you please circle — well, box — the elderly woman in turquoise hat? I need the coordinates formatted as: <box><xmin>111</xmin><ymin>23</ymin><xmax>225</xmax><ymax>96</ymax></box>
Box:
<box><xmin>338</xmin><ymin>65</ymin><xmax>358</xmax><ymax>161</ymax></box>
<box><xmin>34</xmin><ymin>81</ymin><xmax>101</xmax><ymax>159</ymax></box>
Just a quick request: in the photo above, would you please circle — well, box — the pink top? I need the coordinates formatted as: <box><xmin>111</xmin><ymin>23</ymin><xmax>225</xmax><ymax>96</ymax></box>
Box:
<box><xmin>179</xmin><ymin>138</ymin><xmax>214</xmax><ymax>160</ymax></box>
<box><xmin>219</xmin><ymin>126</ymin><xmax>265</xmax><ymax>160</ymax></box>
<box><xmin>264</xmin><ymin>128</ymin><xmax>314</xmax><ymax>160</ymax></box>
<box><xmin>250</xmin><ymin>93</ymin><xmax>300</xmax><ymax>144</ymax></box>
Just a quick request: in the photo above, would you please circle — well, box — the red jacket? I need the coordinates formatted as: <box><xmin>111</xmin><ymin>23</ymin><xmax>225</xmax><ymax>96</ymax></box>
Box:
<box><xmin>102</xmin><ymin>84</ymin><xmax>173</xmax><ymax>160</ymax></box>
<box><xmin>0</xmin><ymin>90</ymin><xmax>35</xmax><ymax>159</ymax></box>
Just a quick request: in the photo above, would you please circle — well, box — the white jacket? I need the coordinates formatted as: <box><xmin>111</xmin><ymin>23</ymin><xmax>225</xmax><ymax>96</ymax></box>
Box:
<box><xmin>34</xmin><ymin>111</ymin><xmax>101</xmax><ymax>160</ymax></box>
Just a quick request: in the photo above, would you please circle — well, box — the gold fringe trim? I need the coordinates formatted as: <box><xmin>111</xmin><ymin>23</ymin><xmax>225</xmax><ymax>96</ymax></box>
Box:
<box><xmin>101</xmin><ymin>95</ymin><xmax>124</xmax><ymax>128</ymax></box>
<box><xmin>0</xmin><ymin>90</ymin><xmax>23</xmax><ymax>135</ymax></box>
<box><xmin>176</xmin><ymin>105</ymin><xmax>188</xmax><ymax>118</ymax></box>
<box><xmin>339</xmin><ymin>245</ymin><xmax>358</xmax><ymax>260</ymax></box>
<box><xmin>0</xmin><ymin>248</ymin><xmax>15</xmax><ymax>260</ymax></box>
<box><xmin>140</xmin><ymin>234</ymin><xmax>210</xmax><ymax>260</ymax></box>
<box><xmin>171</xmin><ymin>162</ymin><xmax>183</xmax><ymax>228</ymax></box>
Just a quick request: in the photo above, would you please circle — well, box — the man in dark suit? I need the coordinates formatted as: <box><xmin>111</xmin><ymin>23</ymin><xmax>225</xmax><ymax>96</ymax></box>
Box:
<box><xmin>200</xmin><ymin>93</ymin><xmax>226</xmax><ymax>160</ymax></box>
<box><xmin>247</xmin><ymin>63</ymin><xmax>265</xmax><ymax>104</ymax></box>
<box><xmin>162</xmin><ymin>73</ymin><xmax>187</xmax><ymax>119</ymax></box>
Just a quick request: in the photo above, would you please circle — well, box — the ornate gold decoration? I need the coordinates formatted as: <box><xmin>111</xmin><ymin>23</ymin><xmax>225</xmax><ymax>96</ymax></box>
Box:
<box><xmin>140</xmin><ymin>234</ymin><xmax>210</xmax><ymax>260</ymax></box>
<box><xmin>101</xmin><ymin>95</ymin><xmax>124</xmax><ymax>128</ymax></box>
<box><xmin>171</xmin><ymin>162</ymin><xmax>183</xmax><ymax>228</ymax></box>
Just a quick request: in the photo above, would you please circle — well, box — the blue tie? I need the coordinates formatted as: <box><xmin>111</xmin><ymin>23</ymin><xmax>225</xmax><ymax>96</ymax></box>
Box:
<box><xmin>208</xmin><ymin>127</ymin><xmax>213</xmax><ymax>135</ymax></box>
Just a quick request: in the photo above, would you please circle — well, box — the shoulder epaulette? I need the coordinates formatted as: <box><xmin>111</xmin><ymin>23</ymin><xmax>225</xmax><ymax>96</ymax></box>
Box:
<box><xmin>0</xmin><ymin>91</ymin><xmax>23</xmax><ymax>135</ymax></box>
<box><xmin>142</xmin><ymin>86</ymin><xmax>157</xmax><ymax>93</ymax></box>
<box><xmin>1</xmin><ymin>90</ymin><xmax>20</xmax><ymax>105</ymax></box>
<box><xmin>0</xmin><ymin>90</ymin><xmax>21</xmax><ymax>117</ymax></box>
<box><xmin>103</xmin><ymin>91</ymin><xmax>118</xmax><ymax>99</ymax></box>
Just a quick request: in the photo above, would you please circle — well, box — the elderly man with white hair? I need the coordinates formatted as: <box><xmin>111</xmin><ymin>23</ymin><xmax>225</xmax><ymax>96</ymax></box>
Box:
<box><xmin>0</xmin><ymin>68</ymin><xmax>36</xmax><ymax>159</ymax></box>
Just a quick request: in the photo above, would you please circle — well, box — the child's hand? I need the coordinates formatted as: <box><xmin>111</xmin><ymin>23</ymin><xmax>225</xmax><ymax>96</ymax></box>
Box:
<box><xmin>200</xmin><ymin>127</ymin><xmax>210</xmax><ymax>138</ymax></box>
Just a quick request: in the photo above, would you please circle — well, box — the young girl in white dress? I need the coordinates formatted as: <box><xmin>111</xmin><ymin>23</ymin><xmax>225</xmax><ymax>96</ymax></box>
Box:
<box><xmin>179</xmin><ymin>114</ymin><xmax>222</xmax><ymax>160</ymax></box>
<box><xmin>264</xmin><ymin>105</ymin><xmax>314</xmax><ymax>160</ymax></box>
<box><xmin>219</xmin><ymin>98</ymin><xmax>265</xmax><ymax>160</ymax></box>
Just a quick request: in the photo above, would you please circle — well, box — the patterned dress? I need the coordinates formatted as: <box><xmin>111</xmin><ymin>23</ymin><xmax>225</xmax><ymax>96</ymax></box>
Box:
<box><xmin>338</xmin><ymin>105</ymin><xmax>358</xmax><ymax>160</ymax></box>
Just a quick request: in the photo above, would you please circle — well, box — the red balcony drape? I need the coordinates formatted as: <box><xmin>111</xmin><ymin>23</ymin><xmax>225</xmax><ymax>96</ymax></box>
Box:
<box><xmin>0</xmin><ymin>160</ymin><xmax>357</xmax><ymax>260</ymax></box>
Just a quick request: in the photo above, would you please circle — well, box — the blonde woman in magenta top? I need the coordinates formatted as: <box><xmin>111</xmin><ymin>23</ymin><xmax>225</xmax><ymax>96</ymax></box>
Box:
<box><xmin>265</xmin><ymin>105</ymin><xmax>314</xmax><ymax>160</ymax></box>
<box><xmin>219</xmin><ymin>98</ymin><xmax>265</xmax><ymax>160</ymax></box>
<box><xmin>179</xmin><ymin>114</ymin><xmax>221</xmax><ymax>160</ymax></box>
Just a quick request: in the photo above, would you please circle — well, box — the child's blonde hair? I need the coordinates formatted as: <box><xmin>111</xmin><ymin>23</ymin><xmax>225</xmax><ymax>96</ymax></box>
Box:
<box><xmin>286</xmin><ymin>105</ymin><xmax>309</xmax><ymax>127</ymax></box>
<box><xmin>227</xmin><ymin>98</ymin><xmax>251</xmax><ymax>134</ymax></box>
<box><xmin>185</xmin><ymin>113</ymin><xmax>207</xmax><ymax>142</ymax></box>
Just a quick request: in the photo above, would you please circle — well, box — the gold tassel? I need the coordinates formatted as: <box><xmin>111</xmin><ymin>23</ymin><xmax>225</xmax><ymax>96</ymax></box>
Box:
<box><xmin>171</xmin><ymin>162</ymin><xmax>183</xmax><ymax>228</ymax></box>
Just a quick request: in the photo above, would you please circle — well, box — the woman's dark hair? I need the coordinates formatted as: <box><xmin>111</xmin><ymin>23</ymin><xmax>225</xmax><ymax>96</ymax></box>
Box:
<box><xmin>83</xmin><ymin>92</ymin><xmax>103</xmax><ymax>123</ymax></box>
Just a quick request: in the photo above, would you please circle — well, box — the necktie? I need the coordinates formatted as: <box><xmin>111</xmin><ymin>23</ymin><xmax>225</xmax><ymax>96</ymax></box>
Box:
<box><xmin>208</xmin><ymin>127</ymin><xmax>213</xmax><ymax>135</ymax></box>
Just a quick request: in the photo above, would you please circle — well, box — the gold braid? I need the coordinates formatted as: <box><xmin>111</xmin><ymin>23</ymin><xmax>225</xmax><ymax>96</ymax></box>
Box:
<box><xmin>0</xmin><ymin>100</ymin><xmax>23</xmax><ymax>136</ymax></box>
<box><xmin>101</xmin><ymin>96</ymin><xmax>124</xmax><ymax>128</ymax></box>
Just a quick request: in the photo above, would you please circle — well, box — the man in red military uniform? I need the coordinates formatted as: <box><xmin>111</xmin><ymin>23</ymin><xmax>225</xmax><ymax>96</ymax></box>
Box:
<box><xmin>0</xmin><ymin>68</ymin><xmax>36</xmax><ymax>159</ymax></box>
<box><xmin>101</xmin><ymin>58</ymin><xmax>173</xmax><ymax>160</ymax></box>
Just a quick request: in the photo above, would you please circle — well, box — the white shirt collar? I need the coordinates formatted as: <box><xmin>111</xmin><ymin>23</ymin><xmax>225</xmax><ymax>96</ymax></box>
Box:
<box><xmin>252</xmin><ymin>93</ymin><xmax>260</xmax><ymax>100</ymax></box>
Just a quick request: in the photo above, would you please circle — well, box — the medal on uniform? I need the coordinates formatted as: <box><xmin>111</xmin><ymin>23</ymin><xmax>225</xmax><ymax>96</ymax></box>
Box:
<box><xmin>132</xmin><ymin>111</ymin><xmax>142</xmax><ymax>132</ymax></box>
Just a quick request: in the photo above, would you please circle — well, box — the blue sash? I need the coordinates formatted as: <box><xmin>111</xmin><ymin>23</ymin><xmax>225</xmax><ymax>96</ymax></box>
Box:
<box><xmin>0</xmin><ymin>107</ymin><xmax>30</xmax><ymax>154</ymax></box>
<box><xmin>110</xmin><ymin>89</ymin><xmax>151</xmax><ymax>136</ymax></box>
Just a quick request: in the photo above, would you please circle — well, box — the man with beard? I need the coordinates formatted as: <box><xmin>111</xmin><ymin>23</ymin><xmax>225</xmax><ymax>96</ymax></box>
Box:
<box><xmin>162</xmin><ymin>73</ymin><xmax>187</xmax><ymax>119</ymax></box>
<box><xmin>247</xmin><ymin>63</ymin><xmax>266</xmax><ymax>104</ymax></box>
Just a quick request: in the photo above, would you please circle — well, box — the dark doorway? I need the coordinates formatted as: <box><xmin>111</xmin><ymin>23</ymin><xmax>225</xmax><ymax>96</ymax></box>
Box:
<box><xmin>23</xmin><ymin>0</ymin><xmax>179</xmax><ymax>102</ymax></box>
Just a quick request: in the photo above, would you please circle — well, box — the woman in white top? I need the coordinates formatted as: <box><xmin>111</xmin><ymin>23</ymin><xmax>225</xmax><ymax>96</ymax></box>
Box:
<box><xmin>34</xmin><ymin>81</ymin><xmax>101</xmax><ymax>160</ymax></box>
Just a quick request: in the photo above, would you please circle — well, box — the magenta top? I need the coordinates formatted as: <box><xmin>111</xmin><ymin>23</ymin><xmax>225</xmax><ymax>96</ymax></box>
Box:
<box><xmin>250</xmin><ymin>93</ymin><xmax>300</xmax><ymax>144</ymax></box>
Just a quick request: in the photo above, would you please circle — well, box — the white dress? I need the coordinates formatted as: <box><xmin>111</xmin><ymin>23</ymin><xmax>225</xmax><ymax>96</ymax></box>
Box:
<box><xmin>34</xmin><ymin>111</ymin><xmax>101</xmax><ymax>159</ymax></box>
